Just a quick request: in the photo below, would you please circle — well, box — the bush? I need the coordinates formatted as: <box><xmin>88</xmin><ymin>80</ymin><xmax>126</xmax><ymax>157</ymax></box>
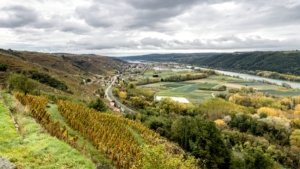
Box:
<box><xmin>0</xmin><ymin>63</ymin><xmax>8</xmax><ymax>71</ymax></box>
<box><xmin>290</xmin><ymin>129</ymin><xmax>300</xmax><ymax>148</ymax></box>
<box><xmin>7</xmin><ymin>73</ymin><xmax>37</xmax><ymax>94</ymax></box>
<box><xmin>242</xmin><ymin>146</ymin><xmax>274</xmax><ymax>169</ymax></box>
<box><xmin>145</xmin><ymin>116</ymin><xmax>171</xmax><ymax>136</ymax></box>
<box><xmin>88</xmin><ymin>98</ymin><xmax>107</xmax><ymax>112</ymax></box>
<box><xmin>23</xmin><ymin>70</ymin><xmax>68</xmax><ymax>91</ymax></box>
<box><xmin>171</xmin><ymin>116</ymin><xmax>231</xmax><ymax>169</ymax></box>
<box><xmin>142</xmin><ymin>145</ymin><xmax>198</xmax><ymax>169</ymax></box>
<box><xmin>228</xmin><ymin>113</ymin><xmax>290</xmax><ymax>145</ymax></box>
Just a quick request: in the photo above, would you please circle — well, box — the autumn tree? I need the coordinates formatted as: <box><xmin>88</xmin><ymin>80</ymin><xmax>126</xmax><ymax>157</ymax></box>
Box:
<box><xmin>290</xmin><ymin>129</ymin><xmax>300</xmax><ymax>148</ymax></box>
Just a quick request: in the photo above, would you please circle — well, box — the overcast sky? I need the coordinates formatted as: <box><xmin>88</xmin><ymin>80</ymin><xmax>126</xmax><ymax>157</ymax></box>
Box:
<box><xmin>0</xmin><ymin>0</ymin><xmax>300</xmax><ymax>56</ymax></box>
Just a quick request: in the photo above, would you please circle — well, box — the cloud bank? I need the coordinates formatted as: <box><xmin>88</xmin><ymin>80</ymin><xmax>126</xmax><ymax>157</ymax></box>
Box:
<box><xmin>0</xmin><ymin>0</ymin><xmax>300</xmax><ymax>56</ymax></box>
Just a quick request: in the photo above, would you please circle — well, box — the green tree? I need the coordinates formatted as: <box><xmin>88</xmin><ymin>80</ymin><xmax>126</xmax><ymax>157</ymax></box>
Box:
<box><xmin>171</xmin><ymin>116</ymin><xmax>231</xmax><ymax>169</ymax></box>
<box><xmin>242</xmin><ymin>146</ymin><xmax>274</xmax><ymax>169</ymax></box>
<box><xmin>88</xmin><ymin>98</ymin><xmax>107</xmax><ymax>112</ymax></box>
<box><xmin>142</xmin><ymin>145</ymin><xmax>198</xmax><ymax>169</ymax></box>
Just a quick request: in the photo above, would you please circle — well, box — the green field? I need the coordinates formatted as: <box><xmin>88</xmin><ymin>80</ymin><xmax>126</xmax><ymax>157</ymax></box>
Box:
<box><xmin>141</xmin><ymin>81</ymin><xmax>224</xmax><ymax>103</ymax></box>
<box><xmin>140</xmin><ymin>73</ymin><xmax>300</xmax><ymax>103</ymax></box>
<box><xmin>143</xmin><ymin>69</ymin><xmax>193</xmax><ymax>78</ymax></box>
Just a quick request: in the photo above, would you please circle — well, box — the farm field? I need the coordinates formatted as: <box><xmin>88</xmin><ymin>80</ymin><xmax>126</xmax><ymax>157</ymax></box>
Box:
<box><xmin>140</xmin><ymin>73</ymin><xmax>300</xmax><ymax>103</ymax></box>
<box><xmin>143</xmin><ymin>69</ymin><xmax>194</xmax><ymax>78</ymax></box>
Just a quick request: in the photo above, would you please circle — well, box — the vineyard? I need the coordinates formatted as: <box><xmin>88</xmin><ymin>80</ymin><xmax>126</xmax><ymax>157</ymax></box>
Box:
<box><xmin>57</xmin><ymin>100</ymin><xmax>160</xmax><ymax>168</ymax></box>
<box><xmin>14</xmin><ymin>93</ymin><xmax>77</xmax><ymax>147</ymax></box>
<box><xmin>13</xmin><ymin>93</ymin><xmax>198</xmax><ymax>169</ymax></box>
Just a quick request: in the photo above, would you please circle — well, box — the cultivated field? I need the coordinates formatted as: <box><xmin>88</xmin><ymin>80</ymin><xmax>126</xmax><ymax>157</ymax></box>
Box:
<box><xmin>140</xmin><ymin>71</ymin><xmax>300</xmax><ymax>103</ymax></box>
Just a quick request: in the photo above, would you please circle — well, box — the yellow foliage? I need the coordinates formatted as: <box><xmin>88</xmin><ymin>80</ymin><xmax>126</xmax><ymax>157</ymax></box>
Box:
<box><xmin>214</xmin><ymin>119</ymin><xmax>227</xmax><ymax>128</ymax></box>
<box><xmin>280</xmin><ymin>98</ymin><xmax>292</xmax><ymax>107</ymax></box>
<box><xmin>292</xmin><ymin>119</ymin><xmax>300</xmax><ymax>128</ymax></box>
<box><xmin>294</xmin><ymin>105</ymin><xmax>300</xmax><ymax>117</ymax></box>
<box><xmin>118</xmin><ymin>91</ymin><xmax>127</xmax><ymax>100</ymax></box>
<box><xmin>257</xmin><ymin>107</ymin><xmax>284</xmax><ymax>117</ymax></box>
<box><xmin>293</xmin><ymin>96</ymin><xmax>300</xmax><ymax>105</ymax></box>
<box><xmin>290</xmin><ymin>129</ymin><xmax>300</xmax><ymax>147</ymax></box>
<box><xmin>294</xmin><ymin>111</ymin><xmax>300</xmax><ymax>116</ymax></box>
<box><xmin>229</xmin><ymin>93</ymin><xmax>280</xmax><ymax>109</ymax></box>
<box><xmin>295</xmin><ymin>104</ymin><xmax>300</xmax><ymax>111</ymax></box>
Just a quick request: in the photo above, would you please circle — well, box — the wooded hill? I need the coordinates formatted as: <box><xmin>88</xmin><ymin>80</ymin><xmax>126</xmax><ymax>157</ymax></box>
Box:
<box><xmin>122</xmin><ymin>51</ymin><xmax>300</xmax><ymax>75</ymax></box>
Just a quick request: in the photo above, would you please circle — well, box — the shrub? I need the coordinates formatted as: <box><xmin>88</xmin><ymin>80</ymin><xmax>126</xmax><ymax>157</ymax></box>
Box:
<box><xmin>257</xmin><ymin>107</ymin><xmax>285</xmax><ymax>117</ymax></box>
<box><xmin>88</xmin><ymin>98</ymin><xmax>107</xmax><ymax>112</ymax></box>
<box><xmin>290</xmin><ymin>129</ymin><xmax>300</xmax><ymax>148</ymax></box>
<box><xmin>7</xmin><ymin>73</ymin><xmax>37</xmax><ymax>94</ymax></box>
<box><xmin>142</xmin><ymin>145</ymin><xmax>198</xmax><ymax>169</ymax></box>
<box><xmin>23</xmin><ymin>70</ymin><xmax>68</xmax><ymax>91</ymax></box>
<box><xmin>0</xmin><ymin>63</ymin><xmax>8</xmax><ymax>71</ymax></box>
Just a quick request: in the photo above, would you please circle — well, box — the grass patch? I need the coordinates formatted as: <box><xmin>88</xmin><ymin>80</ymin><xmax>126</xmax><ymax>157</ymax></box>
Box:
<box><xmin>127</xmin><ymin>127</ymin><xmax>145</xmax><ymax>145</ymax></box>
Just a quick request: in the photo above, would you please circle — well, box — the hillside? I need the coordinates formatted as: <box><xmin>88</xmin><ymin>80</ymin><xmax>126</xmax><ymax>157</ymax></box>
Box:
<box><xmin>0</xmin><ymin>49</ymin><xmax>199</xmax><ymax>169</ymax></box>
<box><xmin>0</xmin><ymin>49</ymin><xmax>126</xmax><ymax>100</ymax></box>
<box><xmin>122</xmin><ymin>51</ymin><xmax>300</xmax><ymax>75</ymax></box>
<box><xmin>0</xmin><ymin>49</ymin><xmax>125</xmax><ymax>74</ymax></box>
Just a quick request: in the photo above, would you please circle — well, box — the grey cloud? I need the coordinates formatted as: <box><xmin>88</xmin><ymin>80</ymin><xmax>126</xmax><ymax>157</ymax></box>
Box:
<box><xmin>0</xmin><ymin>5</ymin><xmax>91</xmax><ymax>35</ymax></box>
<box><xmin>61</xmin><ymin>25</ymin><xmax>90</xmax><ymax>34</ymax></box>
<box><xmin>260</xmin><ymin>5</ymin><xmax>300</xmax><ymax>26</ymax></box>
<box><xmin>68</xmin><ymin>35</ymin><xmax>285</xmax><ymax>51</ymax></box>
<box><xmin>0</xmin><ymin>5</ymin><xmax>37</xmax><ymax>28</ymax></box>
<box><xmin>136</xmin><ymin>36</ymin><xmax>285</xmax><ymax>50</ymax></box>
<box><xmin>127</xmin><ymin>0</ymin><xmax>199</xmax><ymax>9</ymax></box>
<box><xmin>77</xmin><ymin>0</ymin><xmax>223</xmax><ymax>29</ymax></box>
<box><xmin>1</xmin><ymin>0</ymin><xmax>300</xmax><ymax>54</ymax></box>
<box><xmin>76</xmin><ymin>6</ymin><xmax>113</xmax><ymax>28</ymax></box>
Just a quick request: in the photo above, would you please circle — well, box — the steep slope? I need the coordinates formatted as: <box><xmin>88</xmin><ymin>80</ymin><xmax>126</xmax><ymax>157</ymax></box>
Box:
<box><xmin>0</xmin><ymin>92</ymin><xmax>96</xmax><ymax>169</ymax></box>
<box><xmin>0</xmin><ymin>49</ymin><xmax>126</xmax><ymax>100</ymax></box>
<box><xmin>0</xmin><ymin>49</ymin><xmax>126</xmax><ymax>75</ymax></box>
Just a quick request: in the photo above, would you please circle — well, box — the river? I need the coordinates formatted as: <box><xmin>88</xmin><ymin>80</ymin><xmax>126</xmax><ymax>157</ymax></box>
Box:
<box><xmin>128</xmin><ymin>60</ymin><xmax>300</xmax><ymax>89</ymax></box>
<box><xmin>203</xmin><ymin>68</ymin><xmax>300</xmax><ymax>89</ymax></box>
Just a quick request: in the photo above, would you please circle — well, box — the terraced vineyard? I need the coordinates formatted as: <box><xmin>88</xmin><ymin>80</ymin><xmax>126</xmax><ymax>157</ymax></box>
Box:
<box><xmin>0</xmin><ymin>92</ymin><xmax>95</xmax><ymax>169</ymax></box>
<box><xmin>57</xmin><ymin>100</ymin><xmax>197</xmax><ymax>169</ymax></box>
<box><xmin>1</xmin><ymin>91</ymin><xmax>197</xmax><ymax>169</ymax></box>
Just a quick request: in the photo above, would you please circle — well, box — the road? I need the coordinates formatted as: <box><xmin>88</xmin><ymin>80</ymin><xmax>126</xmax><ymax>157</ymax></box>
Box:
<box><xmin>105</xmin><ymin>75</ymin><xmax>136</xmax><ymax>114</ymax></box>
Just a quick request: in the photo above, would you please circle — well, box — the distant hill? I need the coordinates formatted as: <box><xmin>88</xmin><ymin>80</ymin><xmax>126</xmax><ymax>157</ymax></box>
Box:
<box><xmin>0</xmin><ymin>49</ymin><xmax>125</xmax><ymax>74</ymax></box>
<box><xmin>122</xmin><ymin>53</ymin><xmax>215</xmax><ymax>63</ymax></box>
<box><xmin>121</xmin><ymin>51</ymin><xmax>300</xmax><ymax>75</ymax></box>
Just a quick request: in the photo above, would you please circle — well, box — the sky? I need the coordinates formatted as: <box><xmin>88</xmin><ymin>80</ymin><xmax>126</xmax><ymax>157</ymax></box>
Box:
<box><xmin>0</xmin><ymin>0</ymin><xmax>300</xmax><ymax>56</ymax></box>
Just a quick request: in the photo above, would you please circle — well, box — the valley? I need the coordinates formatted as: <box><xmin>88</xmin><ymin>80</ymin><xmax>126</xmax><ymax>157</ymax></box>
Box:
<box><xmin>1</xmin><ymin>49</ymin><xmax>300</xmax><ymax>169</ymax></box>
<box><xmin>1</xmin><ymin>1</ymin><xmax>300</xmax><ymax>168</ymax></box>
